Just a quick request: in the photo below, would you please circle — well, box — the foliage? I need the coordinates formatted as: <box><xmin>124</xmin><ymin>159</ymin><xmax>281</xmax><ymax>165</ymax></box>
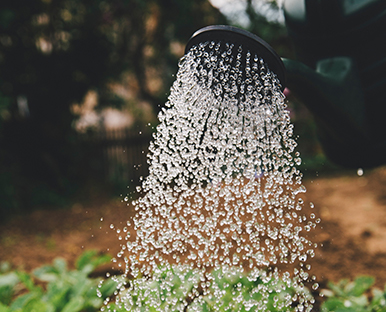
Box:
<box><xmin>105</xmin><ymin>266</ymin><xmax>309</xmax><ymax>312</ymax></box>
<box><xmin>98</xmin><ymin>271</ymin><xmax>386</xmax><ymax>312</ymax></box>
<box><xmin>321</xmin><ymin>276</ymin><xmax>386</xmax><ymax>312</ymax></box>
<box><xmin>2</xmin><ymin>252</ymin><xmax>386</xmax><ymax>312</ymax></box>
<box><xmin>0</xmin><ymin>250</ymin><xmax>117</xmax><ymax>312</ymax></box>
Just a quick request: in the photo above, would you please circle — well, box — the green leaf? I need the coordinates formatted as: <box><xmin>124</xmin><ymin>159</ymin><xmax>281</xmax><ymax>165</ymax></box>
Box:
<box><xmin>24</xmin><ymin>298</ymin><xmax>54</xmax><ymax>312</ymax></box>
<box><xmin>350</xmin><ymin>276</ymin><xmax>375</xmax><ymax>297</ymax></box>
<box><xmin>62</xmin><ymin>296</ymin><xmax>85</xmax><ymax>312</ymax></box>
<box><xmin>0</xmin><ymin>272</ymin><xmax>19</xmax><ymax>305</ymax></box>
<box><xmin>9</xmin><ymin>292</ymin><xmax>39</xmax><ymax>310</ymax></box>
<box><xmin>15</xmin><ymin>272</ymin><xmax>41</xmax><ymax>293</ymax></box>
<box><xmin>0</xmin><ymin>286</ymin><xmax>14</xmax><ymax>306</ymax></box>
<box><xmin>321</xmin><ymin>297</ymin><xmax>346</xmax><ymax>312</ymax></box>
<box><xmin>33</xmin><ymin>265</ymin><xmax>59</xmax><ymax>283</ymax></box>
<box><xmin>371</xmin><ymin>288</ymin><xmax>386</xmax><ymax>306</ymax></box>
<box><xmin>349</xmin><ymin>294</ymin><xmax>369</xmax><ymax>307</ymax></box>
<box><xmin>75</xmin><ymin>250</ymin><xmax>111</xmax><ymax>274</ymax></box>
<box><xmin>79</xmin><ymin>264</ymin><xmax>94</xmax><ymax>276</ymax></box>
<box><xmin>0</xmin><ymin>302</ymin><xmax>10</xmax><ymax>312</ymax></box>
<box><xmin>75</xmin><ymin>250</ymin><xmax>98</xmax><ymax>271</ymax></box>
<box><xmin>94</xmin><ymin>277</ymin><xmax>119</xmax><ymax>299</ymax></box>
<box><xmin>53</xmin><ymin>258</ymin><xmax>68</xmax><ymax>275</ymax></box>
<box><xmin>44</xmin><ymin>283</ymin><xmax>71</xmax><ymax>310</ymax></box>
<box><xmin>70</xmin><ymin>276</ymin><xmax>93</xmax><ymax>297</ymax></box>
<box><xmin>89</xmin><ymin>253</ymin><xmax>112</xmax><ymax>270</ymax></box>
<box><xmin>327</xmin><ymin>279</ymin><xmax>348</xmax><ymax>297</ymax></box>
<box><xmin>84</xmin><ymin>297</ymin><xmax>103</xmax><ymax>309</ymax></box>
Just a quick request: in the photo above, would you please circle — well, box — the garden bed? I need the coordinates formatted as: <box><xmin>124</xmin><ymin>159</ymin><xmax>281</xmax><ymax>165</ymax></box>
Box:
<box><xmin>1</xmin><ymin>166</ymin><xmax>386</xmax><ymax>295</ymax></box>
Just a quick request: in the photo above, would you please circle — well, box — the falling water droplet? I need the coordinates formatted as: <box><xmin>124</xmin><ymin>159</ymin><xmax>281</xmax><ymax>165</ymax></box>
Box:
<box><xmin>104</xmin><ymin>39</ymin><xmax>319</xmax><ymax>312</ymax></box>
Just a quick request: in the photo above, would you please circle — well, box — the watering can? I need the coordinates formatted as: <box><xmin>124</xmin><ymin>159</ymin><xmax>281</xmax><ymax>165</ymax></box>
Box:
<box><xmin>185</xmin><ymin>0</ymin><xmax>386</xmax><ymax>169</ymax></box>
<box><xmin>282</xmin><ymin>0</ymin><xmax>386</xmax><ymax>168</ymax></box>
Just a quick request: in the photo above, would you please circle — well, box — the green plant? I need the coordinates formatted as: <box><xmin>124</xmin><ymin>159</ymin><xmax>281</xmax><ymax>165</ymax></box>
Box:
<box><xmin>0</xmin><ymin>262</ymin><xmax>19</xmax><ymax>306</ymax></box>
<box><xmin>0</xmin><ymin>250</ymin><xmax>117</xmax><ymax>312</ymax></box>
<box><xmin>3</xmin><ymin>253</ymin><xmax>386</xmax><ymax>312</ymax></box>
<box><xmin>105</xmin><ymin>266</ymin><xmax>311</xmax><ymax>312</ymax></box>
<box><xmin>321</xmin><ymin>276</ymin><xmax>386</xmax><ymax>312</ymax></box>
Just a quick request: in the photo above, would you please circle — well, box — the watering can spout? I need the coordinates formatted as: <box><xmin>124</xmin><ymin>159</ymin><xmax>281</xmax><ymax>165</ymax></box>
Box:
<box><xmin>283</xmin><ymin>0</ymin><xmax>386</xmax><ymax>169</ymax></box>
<box><xmin>282</xmin><ymin>57</ymin><xmax>375</xmax><ymax>168</ymax></box>
<box><xmin>283</xmin><ymin>57</ymin><xmax>366</xmax><ymax>132</ymax></box>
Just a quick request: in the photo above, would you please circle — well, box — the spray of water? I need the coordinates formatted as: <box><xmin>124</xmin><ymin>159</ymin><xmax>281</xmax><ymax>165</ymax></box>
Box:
<box><xmin>103</xmin><ymin>40</ymin><xmax>319</xmax><ymax>311</ymax></box>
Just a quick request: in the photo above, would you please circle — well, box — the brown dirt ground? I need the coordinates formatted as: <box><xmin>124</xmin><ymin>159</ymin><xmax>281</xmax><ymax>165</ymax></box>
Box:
<box><xmin>1</xmin><ymin>166</ymin><xmax>386</xmax><ymax>302</ymax></box>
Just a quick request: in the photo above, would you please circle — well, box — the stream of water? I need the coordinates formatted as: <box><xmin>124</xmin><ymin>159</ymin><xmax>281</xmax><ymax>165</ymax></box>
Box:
<box><xmin>104</xmin><ymin>39</ymin><xmax>319</xmax><ymax>311</ymax></box>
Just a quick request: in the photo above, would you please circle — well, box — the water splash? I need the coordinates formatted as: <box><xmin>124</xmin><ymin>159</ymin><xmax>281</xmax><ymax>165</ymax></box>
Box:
<box><xmin>105</xmin><ymin>40</ymin><xmax>318</xmax><ymax>311</ymax></box>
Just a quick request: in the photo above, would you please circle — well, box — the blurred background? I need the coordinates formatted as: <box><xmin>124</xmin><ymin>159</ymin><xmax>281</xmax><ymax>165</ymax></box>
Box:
<box><xmin>0</xmin><ymin>0</ymin><xmax>328</xmax><ymax>220</ymax></box>
<box><xmin>2</xmin><ymin>1</ymin><xmax>386</xmax><ymax>302</ymax></box>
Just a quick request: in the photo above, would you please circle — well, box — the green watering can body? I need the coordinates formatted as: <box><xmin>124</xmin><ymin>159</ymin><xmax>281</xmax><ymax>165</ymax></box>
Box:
<box><xmin>283</xmin><ymin>0</ymin><xmax>386</xmax><ymax>168</ymax></box>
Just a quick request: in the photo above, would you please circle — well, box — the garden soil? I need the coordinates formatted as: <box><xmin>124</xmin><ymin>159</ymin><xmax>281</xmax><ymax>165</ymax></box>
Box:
<box><xmin>1</xmin><ymin>166</ymin><xmax>386</xmax><ymax>305</ymax></box>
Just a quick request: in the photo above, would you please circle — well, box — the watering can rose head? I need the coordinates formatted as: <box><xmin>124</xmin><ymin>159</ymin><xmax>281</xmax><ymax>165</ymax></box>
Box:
<box><xmin>186</xmin><ymin>0</ymin><xmax>386</xmax><ymax>169</ymax></box>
